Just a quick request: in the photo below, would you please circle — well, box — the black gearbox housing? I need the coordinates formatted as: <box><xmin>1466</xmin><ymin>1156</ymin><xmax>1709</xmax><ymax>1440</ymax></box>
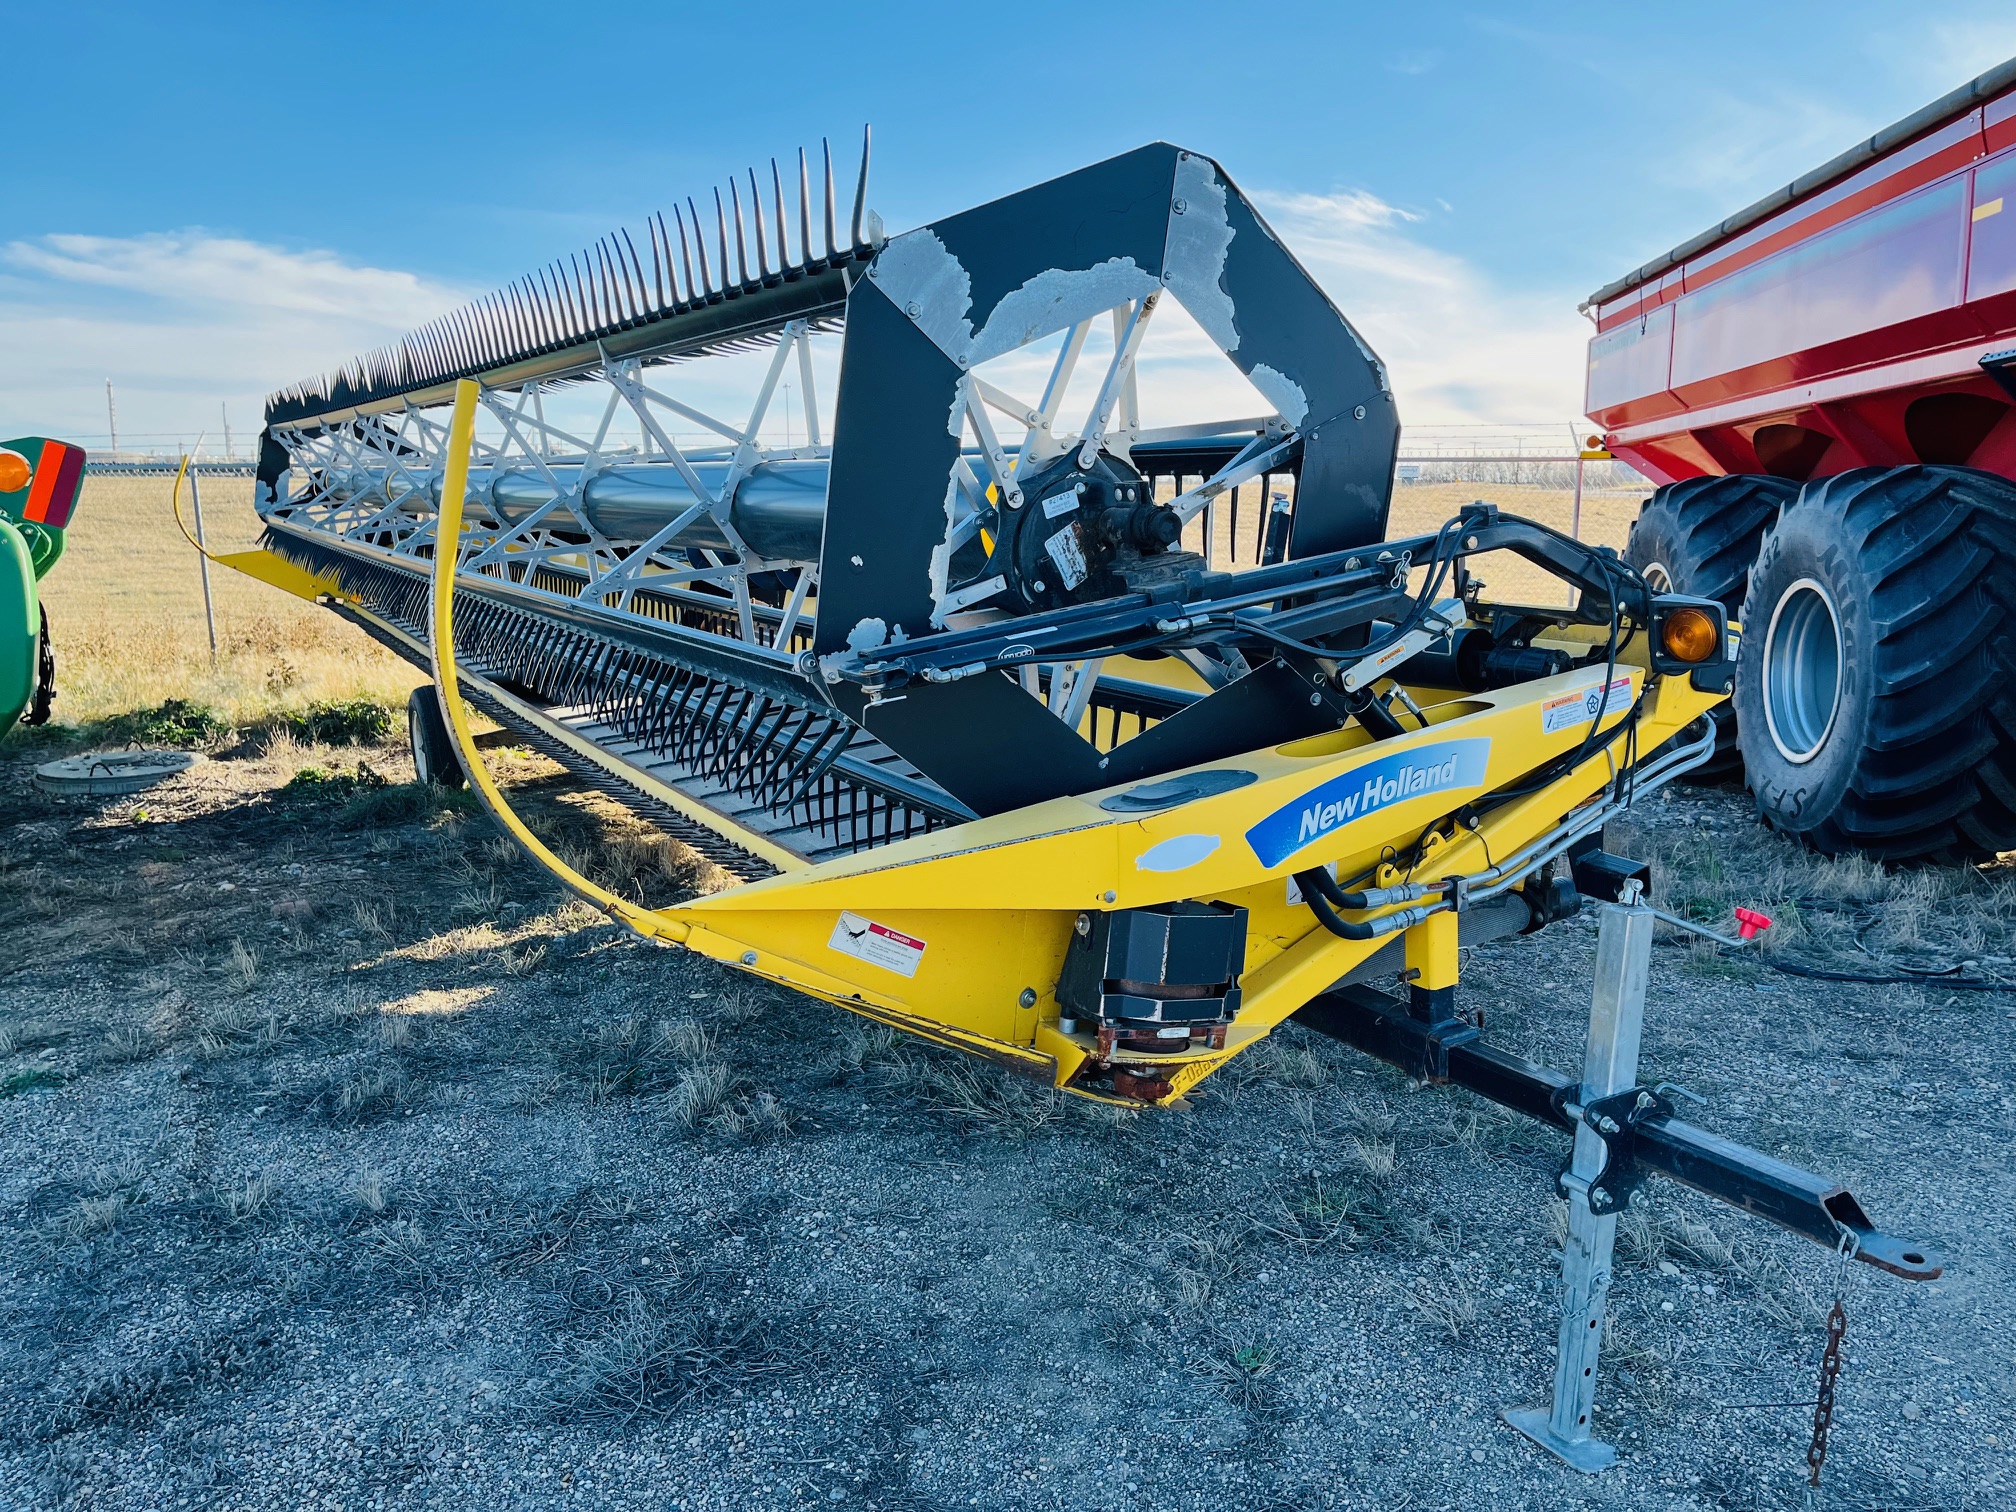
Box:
<box><xmin>1056</xmin><ymin>900</ymin><xmax>1248</xmax><ymax>1026</ymax></box>
<box><xmin>986</xmin><ymin>451</ymin><xmax>1201</xmax><ymax>612</ymax></box>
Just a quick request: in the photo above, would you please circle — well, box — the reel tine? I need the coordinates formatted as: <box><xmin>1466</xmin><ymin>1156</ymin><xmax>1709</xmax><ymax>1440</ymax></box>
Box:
<box><xmin>665</xmin><ymin>210</ymin><xmax>689</xmax><ymax>308</ymax></box>
<box><xmin>679</xmin><ymin>202</ymin><xmax>705</xmax><ymax>300</ymax></box>
<box><xmin>597</xmin><ymin>241</ymin><xmax>619</xmax><ymax>325</ymax></box>
<box><xmin>596</xmin><ymin>241</ymin><xmax>618</xmax><ymax>324</ymax></box>
<box><xmin>600</xmin><ymin>241</ymin><xmax>626</xmax><ymax>324</ymax></box>
<box><xmin>851</xmin><ymin>123</ymin><xmax>871</xmax><ymax>251</ymax></box>
<box><xmin>798</xmin><ymin>147</ymin><xmax>814</xmax><ymax>272</ymax></box>
<box><xmin>596</xmin><ymin>242</ymin><xmax>616</xmax><ymax>325</ymax></box>
<box><xmin>729</xmin><ymin>177</ymin><xmax>750</xmax><ymax>287</ymax></box>
<box><xmin>511</xmin><ymin>282</ymin><xmax>533</xmax><ymax>352</ymax></box>
<box><xmin>538</xmin><ymin>267</ymin><xmax>562</xmax><ymax>340</ymax></box>
<box><xmin>750</xmin><ymin>167</ymin><xmax>771</xmax><ymax>280</ymax></box>
<box><xmin>267</xmin><ymin>125</ymin><xmax>873</xmax><ymax>419</ymax></box>
<box><xmin>714</xmin><ymin>188</ymin><xmax>732</xmax><ymax>294</ymax></box>
<box><xmin>643</xmin><ymin>221</ymin><xmax>664</xmax><ymax>310</ymax></box>
<box><xmin>500</xmin><ymin>287</ymin><xmax>521</xmax><ymax>354</ymax></box>
<box><xmin>773</xmin><ymin>157</ymin><xmax>791</xmax><ymax>273</ymax></box>
<box><xmin>822</xmin><ymin>137</ymin><xmax>838</xmax><ymax>261</ymax></box>
<box><xmin>620</xmin><ymin>229</ymin><xmax>649</xmax><ymax>317</ymax></box>
<box><xmin>526</xmin><ymin>277</ymin><xmax>552</xmax><ymax>348</ymax></box>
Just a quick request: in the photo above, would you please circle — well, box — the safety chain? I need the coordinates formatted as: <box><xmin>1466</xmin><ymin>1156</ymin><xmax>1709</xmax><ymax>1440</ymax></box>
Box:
<box><xmin>1803</xmin><ymin>1233</ymin><xmax>1856</xmax><ymax>1507</ymax></box>
<box><xmin>1805</xmin><ymin>1301</ymin><xmax>1847</xmax><ymax>1489</ymax></box>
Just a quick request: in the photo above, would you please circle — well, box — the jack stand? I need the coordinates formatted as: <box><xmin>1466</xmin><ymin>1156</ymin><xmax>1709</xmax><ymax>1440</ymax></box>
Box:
<box><xmin>1505</xmin><ymin>883</ymin><xmax>1654</xmax><ymax>1473</ymax></box>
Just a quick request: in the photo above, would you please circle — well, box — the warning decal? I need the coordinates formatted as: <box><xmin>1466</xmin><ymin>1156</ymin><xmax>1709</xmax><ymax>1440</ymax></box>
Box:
<box><xmin>828</xmin><ymin>911</ymin><xmax>927</xmax><ymax>978</ymax></box>
<box><xmin>1542</xmin><ymin>675</ymin><xmax>1634</xmax><ymax>735</ymax></box>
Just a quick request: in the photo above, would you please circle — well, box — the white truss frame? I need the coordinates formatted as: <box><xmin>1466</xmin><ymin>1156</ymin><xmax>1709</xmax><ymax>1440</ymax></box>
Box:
<box><xmin>263</xmin><ymin>295</ymin><xmax>1299</xmax><ymax>733</ymax></box>
<box><xmin>261</xmin><ymin>322</ymin><xmax>829</xmax><ymax>652</ymax></box>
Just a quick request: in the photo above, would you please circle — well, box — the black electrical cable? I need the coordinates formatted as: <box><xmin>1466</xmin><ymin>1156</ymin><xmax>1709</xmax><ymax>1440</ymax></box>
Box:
<box><xmin>1746</xmin><ymin>956</ymin><xmax>2016</xmax><ymax>992</ymax></box>
<box><xmin>1468</xmin><ymin>542</ymin><xmax>1657</xmax><ymax>817</ymax></box>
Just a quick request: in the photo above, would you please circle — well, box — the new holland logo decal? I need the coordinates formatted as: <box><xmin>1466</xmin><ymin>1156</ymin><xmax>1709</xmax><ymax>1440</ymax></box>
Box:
<box><xmin>1244</xmin><ymin>738</ymin><xmax>1492</xmax><ymax>869</ymax></box>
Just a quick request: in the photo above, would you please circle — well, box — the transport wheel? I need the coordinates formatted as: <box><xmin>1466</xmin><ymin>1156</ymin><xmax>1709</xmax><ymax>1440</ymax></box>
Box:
<box><xmin>1626</xmin><ymin>473</ymin><xmax>1798</xmax><ymax>781</ymax></box>
<box><xmin>407</xmin><ymin>685</ymin><xmax>467</xmax><ymax>789</ymax></box>
<box><xmin>1735</xmin><ymin>465</ymin><xmax>2016</xmax><ymax>863</ymax></box>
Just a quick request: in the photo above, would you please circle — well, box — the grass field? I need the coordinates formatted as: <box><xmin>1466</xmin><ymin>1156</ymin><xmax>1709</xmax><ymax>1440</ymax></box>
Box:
<box><xmin>32</xmin><ymin>474</ymin><xmax>422</xmax><ymax>735</ymax></box>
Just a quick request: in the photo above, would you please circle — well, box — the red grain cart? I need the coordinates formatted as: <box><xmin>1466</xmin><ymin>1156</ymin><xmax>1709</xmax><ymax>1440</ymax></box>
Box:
<box><xmin>1585</xmin><ymin>58</ymin><xmax>2016</xmax><ymax>863</ymax></box>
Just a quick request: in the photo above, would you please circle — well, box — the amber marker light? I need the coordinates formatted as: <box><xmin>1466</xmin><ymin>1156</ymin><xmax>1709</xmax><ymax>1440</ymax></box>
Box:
<box><xmin>1660</xmin><ymin>605</ymin><xmax>1719</xmax><ymax>663</ymax></box>
<box><xmin>0</xmin><ymin>450</ymin><xmax>30</xmax><ymax>493</ymax></box>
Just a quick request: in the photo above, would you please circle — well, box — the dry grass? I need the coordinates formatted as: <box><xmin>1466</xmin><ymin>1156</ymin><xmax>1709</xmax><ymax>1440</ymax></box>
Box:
<box><xmin>1611</xmin><ymin>802</ymin><xmax>2016</xmax><ymax>972</ymax></box>
<box><xmin>216</xmin><ymin>1171</ymin><xmax>281</xmax><ymax>1225</ymax></box>
<box><xmin>1405</xmin><ymin>1277</ymin><xmax>1481</xmax><ymax>1342</ymax></box>
<box><xmin>31</xmin><ymin>474</ymin><xmax>421</xmax><ymax>732</ymax></box>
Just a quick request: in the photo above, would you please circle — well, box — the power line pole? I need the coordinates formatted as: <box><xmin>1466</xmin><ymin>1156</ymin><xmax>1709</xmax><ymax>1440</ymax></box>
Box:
<box><xmin>222</xmin><ymin>402</ymin><xmax>233</xmax><ymax>460</ymax></box>
<box><xmin>105</xmin><ymin>379</ymin><xmax>119</xmax><ymax>455</ymax></box>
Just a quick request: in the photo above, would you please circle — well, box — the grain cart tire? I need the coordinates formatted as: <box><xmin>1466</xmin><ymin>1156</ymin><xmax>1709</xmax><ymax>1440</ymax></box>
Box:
<box><xmin>1626</xmin><ymin>473</ymin><xmax>1798</xmax><ymax>781</ymax></box>
<box><xmin>1735</xmin><ymin>465</ymin><xmax>2016</xmax><ymax>863</ymax></box>
<box><xmin>407</xmin><ymin>685</ymin><xmax>467</xmax><ymax>789</ymax></box>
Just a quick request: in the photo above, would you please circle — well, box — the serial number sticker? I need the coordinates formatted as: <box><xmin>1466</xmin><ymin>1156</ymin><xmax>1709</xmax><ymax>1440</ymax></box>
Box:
<box><xmin>829</xmin><ymin>911</ymin><xmax>926</xmax><ymax>978</ymax></box>
<box><xmin>1044</xmin><ymin>524</ymin><xmax>1090</xmax><ymax>590</ymax></box>
<box><xmin>1542</xmin><ymin>675</ymin><xmax>1634</xmax><ymax>735</ymax></box>
<box><xmin>1041</xmin><ymin>490</ymin><xmax>1079</xmax><ymax>518</ymax></box>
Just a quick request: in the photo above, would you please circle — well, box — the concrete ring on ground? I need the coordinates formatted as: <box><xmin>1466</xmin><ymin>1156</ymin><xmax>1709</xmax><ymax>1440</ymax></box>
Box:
<box><xmin>34</xmin><ymin>747</ymin><xmax>204</xmax><ymax>797</ymax></box>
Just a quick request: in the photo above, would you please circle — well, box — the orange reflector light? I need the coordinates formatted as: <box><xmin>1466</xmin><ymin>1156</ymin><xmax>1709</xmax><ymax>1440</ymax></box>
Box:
<box><xmin>0</xmin><ymin>450</ymin><xmax>30</xmax><ymax>493</ymax></box>
<box><xmin>1660</xmin><ymin>605</ymin><xmax>1719</xmax><ymax>663</ymax></box>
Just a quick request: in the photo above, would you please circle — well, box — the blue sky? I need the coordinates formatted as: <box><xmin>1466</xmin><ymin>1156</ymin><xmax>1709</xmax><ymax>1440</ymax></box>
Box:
<box><xmin>4</xmin><ymin>2</ymin><xmax>2015</xmax><ymax>450</ymax></box>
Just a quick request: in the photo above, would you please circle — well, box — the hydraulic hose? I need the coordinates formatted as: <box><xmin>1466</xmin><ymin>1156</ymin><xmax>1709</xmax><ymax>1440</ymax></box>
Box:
<box><xmin>1295</xmin><ymin>865</ymin><xmax>1444</xmax><ymax>941</ymax></box>
<box><xmin>171</xmin><ymin>452</ymin><xmax>234</xmax><ymax>567</ymax></box>
<box><xmin>430</xmin><ymin>378</ymin><xmax>686</xmax><ymax>945</ymax></box>
<box><xmin>1292</xmin><ymin>716</ymin><xmax>1718</xmax><ymax>944</ymax></box>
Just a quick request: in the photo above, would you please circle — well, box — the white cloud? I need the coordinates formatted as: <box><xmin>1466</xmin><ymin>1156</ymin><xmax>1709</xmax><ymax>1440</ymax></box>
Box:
<box><xmin>966</xmin><ymin>188</ymin><xmax>1589</xmax><ymax>439</ymax></box>
<box><xmin>1642</xmin><ymin>86</ymin><xmax>1866</xmax><ymax>203</ymax></box>
<box><xmin>0</xmin><ymin>199</ymin><xmax>1590</xmax><ymax>460</ymax></box>
<box><xmin>1245</xmin><ymin>188</ymin><xmax>1589</xmax><ymax>426</ymax></box>
<box><xmin>0</xmin><ymin>232</ymin><xmax>466</xmax><ymax>453</ymax></box>
<box><xmin>1897</xmin><ymin>17</ymin><xmax>2016</xmax><ymax>96</ymax></box>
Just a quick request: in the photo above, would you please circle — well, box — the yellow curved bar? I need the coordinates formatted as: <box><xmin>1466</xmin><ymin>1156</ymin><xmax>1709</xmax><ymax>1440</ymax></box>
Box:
<box><xmin>429</xmin><ymin>378</ymin><xmax>688</xmax><ymax>945</ymax></box>
<box><xmin>170</xmin><ymin>455</ymin><xmax>216</xmax><ymax>561</ymax></box>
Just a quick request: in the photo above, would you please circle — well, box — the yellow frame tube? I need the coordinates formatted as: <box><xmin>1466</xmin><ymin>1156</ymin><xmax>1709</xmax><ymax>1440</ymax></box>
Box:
<box><xmin>428</xmin><ymin>379</ymin><xmax>688</xmax><ymax>945</ymax></box>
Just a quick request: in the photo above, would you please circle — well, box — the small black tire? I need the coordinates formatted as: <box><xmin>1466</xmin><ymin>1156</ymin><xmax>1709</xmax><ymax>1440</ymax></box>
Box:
<box><xmin>407</xmin><ymin>685</ymin><xmax>467</xmax><ymax>789</ymax></box>
<box><xmin>1735</xmin><ymin>465</ymin><xmax>2016</xmax><ymax>864</ymax></box>
<box><xmin>1626</xmin><ymin>473</ymin><xmax>1798</xmax><ymax>781</ymax></box>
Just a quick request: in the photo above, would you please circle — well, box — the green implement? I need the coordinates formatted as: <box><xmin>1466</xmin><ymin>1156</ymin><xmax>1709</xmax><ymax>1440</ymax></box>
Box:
<box><xmin>0</xmin><ymin>437</ymin><xmax>86</xmax><ymax>731</ymax></box>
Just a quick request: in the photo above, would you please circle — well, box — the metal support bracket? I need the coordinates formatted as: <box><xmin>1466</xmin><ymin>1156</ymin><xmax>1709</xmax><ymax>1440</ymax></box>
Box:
<box><xmin>1500</xmin><ymin>889</ymin><xmax>1652</xmax><ymax>1472</ymax></box>
<box><xmin>1292</xmin><ymin>879</ymin><xmax>1945</xmax><ymax>1478</ymax></box>
<box><xmin>1303</xmin><ymin>981</ymin><xmax>1478</xmax><ymax>1083</ymax></box>
<box><xmin>1563</xmin><ymin>1084</ymin><xmax>1676</xmax><ymax>1217</ymax></box>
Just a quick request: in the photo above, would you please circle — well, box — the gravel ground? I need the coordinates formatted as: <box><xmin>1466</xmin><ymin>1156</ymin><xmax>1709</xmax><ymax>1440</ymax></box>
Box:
<box><xmin>0</xmin><ymin>739</ymin><xmax>2009</xmax><ymax>1512</ymax></box>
